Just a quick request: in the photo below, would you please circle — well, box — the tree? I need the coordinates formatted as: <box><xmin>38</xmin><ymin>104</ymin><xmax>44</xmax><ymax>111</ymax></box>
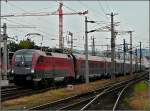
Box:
<box><xmin>18</xmin><ymin>39</ymin><xmax>35</xmax><ymax>49</ymax></box>
<box><xmin>7</xmin><ymin>42</ymin><xmax>19</xmax><ymax>52</ymax></box>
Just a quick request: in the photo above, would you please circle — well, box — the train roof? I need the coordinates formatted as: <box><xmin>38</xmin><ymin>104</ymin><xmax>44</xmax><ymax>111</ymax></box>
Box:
<box><xmin>73</xmin><ymin>53</ymin><xmax>106</xmax><ymax>61</ymax></box>
<box><xmin>14</xmin><ymin>49</ymin><xmax>46</xmax><ymax>56</ymax></box>
<box><xmin>48</xmin><ymin>52</ymin><xmax>72</xmax><ymax>59</ymax></box>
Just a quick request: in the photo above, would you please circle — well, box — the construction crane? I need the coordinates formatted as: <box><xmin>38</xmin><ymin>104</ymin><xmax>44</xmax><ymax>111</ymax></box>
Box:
<box><xmin>1</xmin><ymin>2</ymin><xmax>88</xmax><ymax>49</ymax></box>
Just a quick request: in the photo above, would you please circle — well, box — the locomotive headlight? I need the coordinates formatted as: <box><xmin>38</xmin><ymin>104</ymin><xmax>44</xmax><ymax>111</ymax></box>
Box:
<box><xmin>31</xmin><ymin>69</ymin><xmax>35</xmax><ymax>73</ymax></box>
<box><xmin>11</xmin><ymin>70</ymin><xmax>14</xmax><ymax>74</ymax></box>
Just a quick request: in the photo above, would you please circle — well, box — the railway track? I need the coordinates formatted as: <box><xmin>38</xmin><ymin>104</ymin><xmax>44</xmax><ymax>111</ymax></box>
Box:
<box><xmin>27</xmin><ymin>71</ymin><xmax>148</xmax><ymax>110</ymax></box>
<box><xmin>1</xmin><ymin>82</ymin><xmax>75</xmax><ymax>102</ymax></box>
<box><xmin>81</xmin><ymin>77</ymin><xmax>145</xmax><ymax>110</ymax></box>
<box><xmin>1</xmin><ymin>86</ymin><xmax>33</xmax><ymax>101</ymax></box>
<box><xmin>144</xmin><ymin>75</ymin><xmax>149</xmax><ymax>84</ymax></box>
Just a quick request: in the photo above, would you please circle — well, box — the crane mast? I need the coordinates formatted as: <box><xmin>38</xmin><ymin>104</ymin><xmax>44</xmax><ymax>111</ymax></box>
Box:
<box><xmin>58</xmin><ymin>2</ymin><xmax>63</xmax><ymax>49</ymax></box>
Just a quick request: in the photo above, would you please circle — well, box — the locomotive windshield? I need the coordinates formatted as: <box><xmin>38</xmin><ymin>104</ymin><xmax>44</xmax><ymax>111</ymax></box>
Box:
<box><xmin>15</xmin><ymin>50</ymin><xmax>34</xmax><ymax>62</ymax></box>
<box><xmin>15</xmin><ymin>55</ymin><xmax>23</xmax><ymax>62</ymax></box>
<box><xmin>15</xmin><ymin>55</ymin><xmax>32</xmax><ymax>62</ymax></box>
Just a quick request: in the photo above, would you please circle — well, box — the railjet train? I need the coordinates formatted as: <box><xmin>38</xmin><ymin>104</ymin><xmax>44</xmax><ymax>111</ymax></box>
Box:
<box><xmin>9</xmin><ymin>49</ymin><xmax>145</xmax><ymax>88</ymax></box>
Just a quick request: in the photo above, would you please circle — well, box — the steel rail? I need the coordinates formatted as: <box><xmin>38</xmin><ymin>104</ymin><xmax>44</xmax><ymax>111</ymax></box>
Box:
<box><xmin>113</xmin><ymin>76</ymin><xmax>149</xmax><ymax>110</ymax></box>
<box><xmin>80</xmin><ymin>83</ymin><xmax>127</xmax><ymax>110</ymax></box>
<box><xmin>58</xmin><ymin>81</ymin><xmax>136</xmax><ymax>110</ymax></box>
<box><xmin>80</xmin><ymin>72</ymin><xmax>148</xmax><ymax>110</ymax></box>
<box><xmin>27</xmin><ymin>72</ymin><xmax>148</xmax><ymax>110</ymax></box>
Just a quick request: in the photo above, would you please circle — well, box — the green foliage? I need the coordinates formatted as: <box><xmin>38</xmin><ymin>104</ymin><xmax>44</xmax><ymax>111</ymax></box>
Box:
<box><xmin>18</xmin><ymin>39</ymin><xmax>35</xmax><ymax>49</ymax></box>
<box><xmin>133</xmin><ymin>81</ymin><xmax>148</xmax><ymax>92</ymax></box>
<box><xmin>7</xmin><ymin>42</ymin><xmax>19</xmax><ymax>52</ymax></box>
<box><xmin>144</xmin><ymin>101</ymin><xmax>149</xmax><ymax>110</ymax></box>
<box><xmin>123</xmin><ymin>97</ymin><xmax>129</xmax><ymax>103</ymax></box>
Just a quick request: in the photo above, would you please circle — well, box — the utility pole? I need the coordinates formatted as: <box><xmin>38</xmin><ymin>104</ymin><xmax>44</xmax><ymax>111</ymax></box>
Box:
<box><xmin>0</xmin><ymin>0</ymin><xmax>1</xmax><ymax>108</ymax></box>
<box><xmin>85</xmin><ymin>16</ymin><xmax>89</xmax><ymax>84</ymax></box>
<box><xmin>135</xmin><ymin>48</ymin><xmax>138</xmax><ymax>72</ymax></box>
<box><xmin>2</xmin><ymin>23</ymin><xmax>8</xmax><ymax>80</ymax></box>
<box><xmin>84</xmin><ymin>16</ymin><xmax>96</xmax><ymax>83</ymax></box>
<box><xmin>140</xmin><ymin>42</ymin><xmax>142</xmax><ymax>72</ymax></box>
<box><xmin>68</xmin><ymin>31</ymin><xmax>73</xmax><ymax>52</ymax></box>
<box><xmin>106</xmin><ymin>44</ymin><xmax>109</xmax><ymax>57</ymax></box>
<box><xmin>123</xmin><ymin>39</ymin><xmax>126</xmax><ymax>76</ymax></box>
<box><xmin>107</xmin><ymin>12</ymin><xmax>118</xmax><ymax>79</ymax></box>
<box><xmin>129</xmin><ymin>31</ymin><xmax>133</xmax><ymax>75</ymax></box>
<box><xmin>91</xmin><ymin>36</ymin><xmax>95</xmax><ymax>56</ymax></box>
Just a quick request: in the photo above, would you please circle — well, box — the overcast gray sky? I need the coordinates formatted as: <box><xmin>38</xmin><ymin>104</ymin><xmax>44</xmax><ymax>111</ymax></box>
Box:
<box><xmin>1</xmin><ymin>1</ymin><xmax>149</xmax><ymax>51</ymax></box>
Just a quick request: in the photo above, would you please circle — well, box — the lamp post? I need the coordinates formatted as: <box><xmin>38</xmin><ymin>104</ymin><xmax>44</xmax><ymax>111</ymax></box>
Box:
<box><xmin>25</xmin><ymin>33</ymin><xmax>43</xmax><ymax>51</ymax></box>
<box><xmin>85</xmin><ymin>16</ymin><xmax>96</xmax><ymax>84</ymax></box>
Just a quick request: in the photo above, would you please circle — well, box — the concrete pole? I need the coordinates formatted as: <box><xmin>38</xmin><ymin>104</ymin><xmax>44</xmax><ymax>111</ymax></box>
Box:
<box><xmin>129</xmin><ymin>31</ymin><xmax>133</xmax><ymax>75</ymax></box>
<box><xmin>107</xmin><ymin>44</ymin><xmax>109</xmax><ymax>57</ymax></box>
<box><xmin>70</xmin><ymin>32</ymin><xmax>73</xmax><ymax>52</ymax></box>
<box><xmin>0</xmin><ymin>0</ymin><xmax>2</xmax><ymax>109</ymax></box>
<box><xmin>91</xmin><ymin>36</ymin><xmax>95</xmax><ymax>56</ymax></box>
<box><xmin>149</xmin><ymin>29</ymin><xmax>150</xmax><ymax>109</ymax></box>
<box><xmin>135</xmin><ymin>48</ymin><xmax>138</xmax><ymax>72</ymax></box>
<box><xmin>110</xmin><ymin>12</ymin><xmax>116</xmax><ymax>79</ymax></box>
<box><xmin>140</xmin><ymin>42</ymin><xmax>142</xmax><ymax>72</ymax></box>
<box><xmin>0</xmin><ymin>24</ymin><xmax>1</xmax><ymax>80</ymax></box>
<box><xmin>85</xmin><ymin>16</ymin><xmax>89</xmax><ymax>83</ymax></box>
<box><xmin>3</xmin><ymin>23</ymin><xmax>8</xmax><ymax>80</ymax></box>
<box><xmin>123</xmin><ymin>39</ymin><xmax>126</xmax><ymax>76</ymax></box>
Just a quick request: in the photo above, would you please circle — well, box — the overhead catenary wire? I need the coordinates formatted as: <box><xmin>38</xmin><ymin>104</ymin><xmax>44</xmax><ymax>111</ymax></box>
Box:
<box><xmin>76</xmin><ymin>1</ymin><xmax>111</xmax><ymax>31</ymax></box>
<box><xmin>3</xmin><ymin>18</ymin><xmax>36</xmax><ymax>27</ymax></box>
<box><xmin>4</xmin><ymin>1</ymin><xmax>131</xmax><ymax>51</ymax></box>
<box><xmin>78</xmin><ymin>0</ymin><xmax>106</xmax><ymax>20</ymax></box>
<box><xmin>105</xmin><ymin>0</ymin><xmax>111</xmax><ymax>13</ymax></box>
<box><xmin>2</xmin><ymin>3</ymin><xmax>62</xmax><ymax>40</ymax></box>
<box><xmin>6</xmin><ymin>2</ymin><xmax>57</xmax><ymax>32</ymax></box>
<box><xmin>3</xmin><ymin>18</ymin><xmax>59</xmax><ymax>38</ymax></box>
<box><xmin>96</xmin><ymin>0</ymin><xmax>110</xmax><ymax>20</ymax></box>
<box><xmin>6</xmin><ymin>1</ymin><xmax>109</xmax><ymax>38</ymax></box>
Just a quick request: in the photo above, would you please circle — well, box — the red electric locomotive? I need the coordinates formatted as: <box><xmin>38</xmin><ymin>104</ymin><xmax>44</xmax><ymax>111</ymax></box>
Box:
<box><xmin>10</xmin><ymin>49</ymin><xmax>75</xmax><ymax>87</ymax></box>
<box><xmin>10</xmin><ymin>49</ymin><xmax>144</xmax><ymax>88</ymax></box>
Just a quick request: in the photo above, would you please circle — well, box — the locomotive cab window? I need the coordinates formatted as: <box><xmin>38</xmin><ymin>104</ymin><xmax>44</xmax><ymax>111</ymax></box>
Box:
<box><xmin>24</xmin><ymin>55</ymin><xmax>32</xmax><ymax>61</ymax></box>
<box><xmin>15</xmin><ymin>55</ymin><xmax>22</xmax><ymax>61</ymax></box>
<box><xmin>15</xmin><ymin>50</ymin><xmax>33</xmax><ymax>62</ymax></box>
